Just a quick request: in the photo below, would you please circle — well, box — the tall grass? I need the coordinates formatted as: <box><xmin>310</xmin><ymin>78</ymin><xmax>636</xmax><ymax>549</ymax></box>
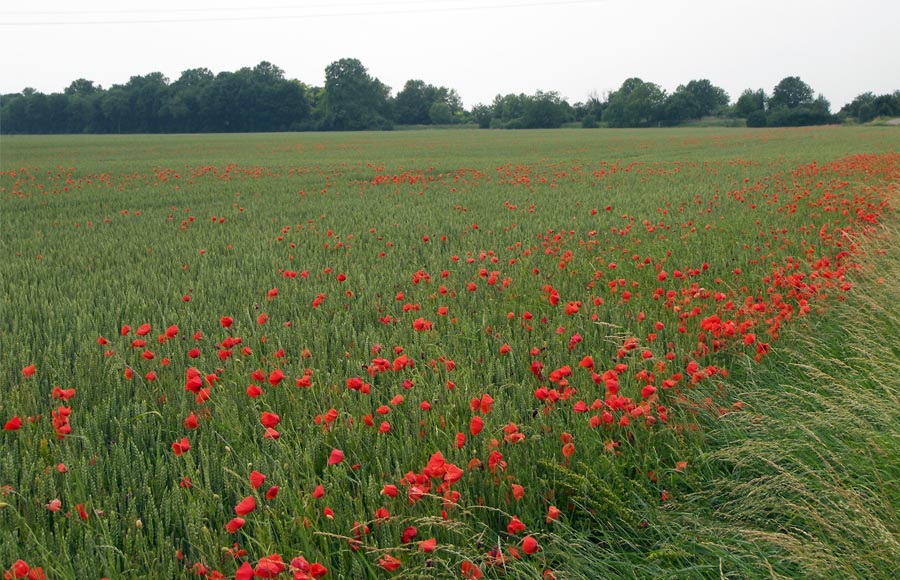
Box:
<box><xmin>2</xmin><ymin>129</ymin><xmax>899</xmax><ymax>578</ymax></box>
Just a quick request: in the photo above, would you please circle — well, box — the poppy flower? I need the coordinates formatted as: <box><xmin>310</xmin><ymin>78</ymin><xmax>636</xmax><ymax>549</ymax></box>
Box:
<box><xmin>461</xmin><ymin>561</ymin><xmax>483</xmax><ymax>579</ymax></box>
<box><xmin>419</xmin><ymin>538</ymin><xmax>437</xmax><ymax>553</ymax></box>
<box><xmin>546</xmin><ymin>505</ymin><xmax>561</xmax><ymax>522</ymax></box>
<box><xmin>220</xmin><ymin>316</ymin><xmax>233</xmax><ymax>328</ymax></box>
<box><xmin>234</xmin><ymin>562</ymin><xmax>254</xmax><ymax>580</ymax></box>
<box><xmin>234</xmin><ymin>496</ymin><xmax>256</xmax><ymax>516</ymax></box>
<box><xmin>507</xmin><ymin>515</ymin><xmax>526</xmax><ymax>535</ymax></box>
<box><xmin>76</xmin><ymin>503</ymin><xmax>88</xmax><ymax>521</ymax></box>
<box><xmin>522</xmin><ymin>535</ymin><xmax>540</xmax><ymax>555</ymax></box>
<box><xmin>470</xmin><ymin>416</ymin><xmax>484</xmax><ymax>436</ymax></box>
<box><xmin>171</xmin><ymin>437</ymin><xmax>190</xmax><ymax>456</ymax></box>
<box><xmin>249</xmin><ymin>470</ymin><xmax>266</xmax><ymax>490</ymax></box>
<box><xmin>9</xmin><ymin>560</ymin><xmax>29</xmax><ymax>578</ymax></box>
<box><xmin>312</xmin><ymin>484</ymin><xmax>325</xmax><ymax>498</ymax></box>
<box><xmin>51</xmin><ymin>387</ymin><xmax>76</xmax><ymax>401</ymax></box>
<box><xmin>46</xmin><ymin>499</ymin><xmax>61</xmax><ymax>512</ymax></box>
<box><xmin>21</xmin><ymin>364</ymin><xmax>36</xmax><ymax>378</ymax></box>
<box><xmin>265</xmin><ymin>485</ymin><xmax>279</xmax><ymax>500</ymax></box>
<box><xmin>255</xmin><ymin>554</ymin><xmax>285</xmax><ymax>578</ymax></box>
<box><xmin>260</xmin><ymin>411</ymin><xmax>280</xmax><ymax>428</ymax></box>
<box><xmin>182</xmin><ymin>413</ymin><xmax>199</xmax><ymax>429</ymax></box>
<box><xmin>327</xmin><ymin>448</ymin><xmax>344</xmax><ymax>466</ymax></box>
<box><xmin>225</xmin><ymin>517</ymin><xmax>245</xmax><ymax>533</ymax></box>
<box><xmin>165</xmin><ymin>324</ymin><xmax>179</xmax><ymax>338</ymax></box>
<box><xmin>377</xmin><ymin>555</ymin><xmax>401</xmax><ymax>572</ymax></box>
<box><xmin>268</xmin><ymin>369</ymin><xmax>285</xmax><ymax>386</ymax></box>
<box><xmin>3</xmin><ymin>416</ymin><xmax>22</xmax><ymax>431</ymax></box>
<box><xmin>381</xmin><ymin>484</ymin><xmax>398</xmax><ymax>497</ymax></box>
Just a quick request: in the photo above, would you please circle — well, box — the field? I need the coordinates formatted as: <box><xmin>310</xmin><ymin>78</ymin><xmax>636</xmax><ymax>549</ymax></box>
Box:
<box><xmin>2</xmin><ymin>127</ymin><xmax>900</xmax><ymax>579</ymax></box>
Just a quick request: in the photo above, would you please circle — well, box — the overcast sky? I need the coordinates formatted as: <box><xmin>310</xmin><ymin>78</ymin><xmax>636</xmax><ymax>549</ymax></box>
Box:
<box><xmin>1</xmin><ymin>0</ymin><xmax>897</xmax><ymax>109</ymax></box>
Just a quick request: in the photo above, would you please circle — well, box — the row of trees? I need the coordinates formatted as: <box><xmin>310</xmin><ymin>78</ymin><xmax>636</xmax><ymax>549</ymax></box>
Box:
<box><xmin>2</xmin><ymin>58</ymin><xmax>896</xmax><ymax>134</ymax></box>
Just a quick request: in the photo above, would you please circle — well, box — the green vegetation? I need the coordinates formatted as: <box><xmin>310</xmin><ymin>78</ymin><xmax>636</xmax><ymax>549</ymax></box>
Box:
<box><xmin>4</xmin><ymin>58</ymin><xmax>899</xmax><ymax>133</ymax></box>
<box><xmin>2</xmin><ymin>127</ymin><xmax>899</xmax><ymax>579</ymax></box>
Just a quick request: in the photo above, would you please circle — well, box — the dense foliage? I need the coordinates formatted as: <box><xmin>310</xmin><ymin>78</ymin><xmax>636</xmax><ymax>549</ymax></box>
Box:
<box><xmin>1</xmin><ymin>58</ymin><xmax>897</xmax><ymax>133</ymax></box>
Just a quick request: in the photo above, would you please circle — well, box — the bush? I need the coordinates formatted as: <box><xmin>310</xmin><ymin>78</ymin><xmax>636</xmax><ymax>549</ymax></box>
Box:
<box><xmin>746</xmin><ymin>110</ymin><xmax>767</xmax><ymax>127</ymax></box>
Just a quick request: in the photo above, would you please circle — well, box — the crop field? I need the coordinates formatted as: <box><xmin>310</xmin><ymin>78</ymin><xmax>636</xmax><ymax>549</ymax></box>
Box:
<box><xmin>2</xmin><ymin>127</ymin><xmax>900</xmax><ymax>579</ymax></box>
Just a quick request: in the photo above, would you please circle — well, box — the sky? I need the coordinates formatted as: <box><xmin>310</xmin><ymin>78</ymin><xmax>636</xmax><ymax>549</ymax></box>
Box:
<box><xmin>1</xmin><ymin>0</ymin><xmax>898</xmax><ymax>110</ymax></box>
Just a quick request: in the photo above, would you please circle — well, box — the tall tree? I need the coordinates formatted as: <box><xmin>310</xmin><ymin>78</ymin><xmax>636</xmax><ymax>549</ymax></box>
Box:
<box><xmin>603</xmin><ymin>78</ymin><xmax>666</xmax><ymax>127</ymax></box>
<box><xmin>324</xmin><ymin>58</ymin><xmax>392</xmax><ymax>130</ymax></box>
<box><xmin>734</xmin><ymin>88</ymin><xmax>767</xmax><ymax>118</ymax></box>
<box><xmin>769</xmin><ymin>76</ymin><xmax>814</xmax><ymax>110</ymax></box>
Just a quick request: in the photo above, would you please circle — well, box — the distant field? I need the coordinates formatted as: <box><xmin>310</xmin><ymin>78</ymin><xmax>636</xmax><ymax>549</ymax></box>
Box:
<box><xmin>2</xmin><ymin>127</ymin><xmax>899</xmax><ymax>579</ymax></box>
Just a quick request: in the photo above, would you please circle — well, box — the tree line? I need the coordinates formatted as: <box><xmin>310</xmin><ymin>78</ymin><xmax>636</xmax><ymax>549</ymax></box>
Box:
<box><xmin>2</xmin><ymin>58</ymin><xmax>898</xmax><ymax>134</ymax></box>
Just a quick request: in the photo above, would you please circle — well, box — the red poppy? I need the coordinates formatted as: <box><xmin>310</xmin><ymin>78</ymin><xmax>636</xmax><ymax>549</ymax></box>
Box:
<box><xmin>136</xmin><ymin>323</ymin><xmax>151</xmax><ymax>336</ymax></box>
<box><xmin>522</xmin><ymin>535</ymin><xmax>540</xmax><ymax>555</ymax></box>
<box><xmin>470</xmin><ymin>416</ymin><xmax>484</xmax><ymax>436</ymax></box>
<box><xmin>234</xmin><ymin>496</ymin><xmax>256</xmax><ymax>516</ymax></box>
<box><xmin>165</xmin><ymin>325</ymin><xmax>179</xmax><ymax>338</ymax></box>
<box><xmin>76</xmin><ymin>503</ymin><xmax>88</xmax><ymax>521</ymax></box>
<box><xmin>266</xmin><ymin>485</ymin><xmax>279</xmax><ymax>500</ymax></box>
<box><xmin>255</xmin><ymin>554</ymin><xmax>285</xmax><ymax>578</ymax></box>
<box><xmin>21</xmin><ymin>364</ymin><xmax>36</xmax><ymax>378</ymax></box>
<box><xmin>377</xmin><ymin>555</ymin><xmax>401</xmax><ymax>572</ymax></box>
<box><xmin>328</xmin><ymin>448</ymin><xmax>344</xmax><ymax>466</ymax></box>
<box><xmin>8</xmin><ymin>560</ymin><xmax>29</xmax><ymax>578</ymax></box>
<box><xmin>249</xmin><ymin>470</ymin><xmax>266</xmax><ymax>490</ymax></box>
<box><xmin>507</xmin><ymin>515</ymin><xmax>526</xmax><ymax>535</ymax></box>
<box><xmin>3</xmin><ymin>416</ymin><xmax>22</xmax><ymax>431</ymax></box>
<box><xmin>268</xmin><ymin>369</ymin><xmax>285</xmax><ymax>386</ymax></box>
<box><xmin>171</xmin><ymin>437</ymin><xmax>190</xmax><ymax>456</ymax></box>
<box><xmin>51</xmin><ymin>387</ymin><xmax>76</xmax><ymax>401</ymax></box>
<box><xmin>225</xmin><ymin>517</ymin><xmax>245</xmax><ymax>533</ymax></box>
<box><xmin>461</xmin><ymin>561</ymin><xmax>483</xmax><ymax>579</ymax></box>
<box><xmin>260</xmin><ymin>411</ymin><xmax>280</xmax><ymax>428</ymax></box>
<box><xmin>220</xmin><ymin>316</ymin><xmax>233</xmax><ymax>329</ymax></box>
<box><xmin>234</xmin><ymin>561</ymin><xmax>254</xmax><ymax>580</ymax></box>
<box><xmin>546</xmin><ymin>505</ymin><xmax>561</xmax><ymax>523</ymax></box>
<box><xmin>419</xmin><ymin>538</ymin><xmax>437</xmax><ymax>553</ymax></box>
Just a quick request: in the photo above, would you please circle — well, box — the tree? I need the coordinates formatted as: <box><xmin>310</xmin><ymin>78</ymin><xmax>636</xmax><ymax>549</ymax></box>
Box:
<box><xmin>470</xmin><ymin>103</ymin><xmax>493</xmax><ymax>128</ymax></box>
<box><xmin>522</xmin><ymin>91</ymin><xmax>569</xmax><ymax>128</ymax></box>
<box><xmin>394</xmin><ymin>79</ymin><xmax>431</xmax><ymax>124</ymax></box>
<box><xmin>734</xmin><ymin>88</ymin><xmax>767</xmax><ymax>118</ymax></box>
<box><xmin>603</xmin><ymin>78</ymin><xmax>666</xmax><ymax>127</ymax></box>
<box><xmin>394</xmin><ymin>80</ymin><xmax>463</xmax><ymax>125</ymax></box>
<box><xmin>324</xmin><ymin>58</ymin><xmax>392</xmax><ymax>130</ymax></box>
<box><xmin>428</xmin><ymin>102</ymin><xmax>453</xmax><ymax>125</ymax></box>
<box><xmin>769</xmin><ymin>76</ymin><xmax>814</xmax><ymax>110</ymax></box>
<box><xmin>168</xmin><ymin>68</ymin><xmax>215</xmax><ymax>132</ymax></box>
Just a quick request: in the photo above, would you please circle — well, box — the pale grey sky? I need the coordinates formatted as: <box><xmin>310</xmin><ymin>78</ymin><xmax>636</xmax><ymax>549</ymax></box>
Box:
<box><xmin>1</xmin><ymin>0</ymin><xmax>897</xmax><ymax>109</ymax></box>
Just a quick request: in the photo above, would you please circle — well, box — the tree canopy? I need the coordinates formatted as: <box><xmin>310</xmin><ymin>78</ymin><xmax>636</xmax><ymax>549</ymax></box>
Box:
<box><xmin>2</xmin><ymin>62</ymin><xmax>889</xmax><ymax>134</ymax></box>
